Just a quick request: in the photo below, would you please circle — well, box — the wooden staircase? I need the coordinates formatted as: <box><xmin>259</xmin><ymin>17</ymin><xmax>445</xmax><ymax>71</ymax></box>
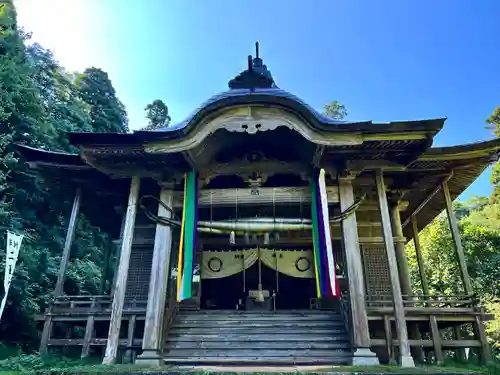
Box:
<box><xmin>162</xmin><ymin>310</ymin><xmax>353</xmax><ymax>365</ymax></box>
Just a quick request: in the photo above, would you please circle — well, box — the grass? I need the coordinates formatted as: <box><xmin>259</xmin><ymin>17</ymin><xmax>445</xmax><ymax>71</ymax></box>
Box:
<box><xmin>0</xmin><ymin>354</ymin><xmax>498</xmax><ymax>375</ymax></box>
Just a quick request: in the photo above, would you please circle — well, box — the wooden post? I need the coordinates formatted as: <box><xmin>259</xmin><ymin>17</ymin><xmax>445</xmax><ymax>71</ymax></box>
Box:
<box><xmin>441</xmin><ymin>180</ymin><xmax>473</xmax><ymax>295</ymax></box>
<box><xmin>375</xmin><ymin>171</ymin><xmax>414</xmax><ymax>367</ymax></box>
<box><xmin>338</xmin><ymin>175</ymin><xmax>379</xmax><ymax>365</ymax></box>
<box><xmin>454</xmin><ymin>325</ymin><xmax>466</xmax><ymax>362</ymax></box>
<box><xmin>81</xmin><ymin>298</ymin><xmax>96</xmax><ymax>359</ymax></box>
<box><xmin>137</xmin><ymin>187</ymin><xmax>174</xmax><ymax>366</ymax></box>
<box><xmin>102</xmin><ymin>176</ymin><xmax>140</xmax><ymax>365</ymax></box>
<box><xmin>39</xmin><ymin>306</ymin><xmax>53</xmax><ymax>356</ymax></box>
<box><xmin>389</xmin><ymin>202</ymin><xmax>412</xmax><ymax>297</ymax></box>
<box><xmin>410</xmin><ymin>215</ymin><xmax>430</xmax><ymax>296</ymax></box>
<box><xmin>391</xmin><ymin>200</ymin><xmax>425</xmax><ymax>363</ymax></box>
<box><xmin>383</xmin><ymin>315</ymin><xmax>395</xmax><ymax>364</ymax></box>
<box><xmin>124</xmin><ymin>315</ymin><xmax>137</xmax><ymax>364</ymax></box>
<box><xmin>429</xmin><ymin>315</ymin><xmax>443</xmax><ymax>364</ymax></box>
<box><xmin>473</xmin><ymin>315</ymin><xmax>492</xmax><ymax>364</ymax></box>
<box><xmin>111</xmin><ymin>212</ymin><xmax>127</xmax><ymax>294</ymax></box>
<box><xmin>54</xmin><ymin>188</ymin><xmax>82</xmax><ymax>297</ymax></box>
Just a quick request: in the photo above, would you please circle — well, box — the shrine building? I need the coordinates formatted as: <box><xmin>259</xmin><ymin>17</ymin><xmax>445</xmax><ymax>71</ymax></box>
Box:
<box><xmin>18</xmin><ymin>43</ymin><xmax>500</xmax><ymax>367</ymax></box>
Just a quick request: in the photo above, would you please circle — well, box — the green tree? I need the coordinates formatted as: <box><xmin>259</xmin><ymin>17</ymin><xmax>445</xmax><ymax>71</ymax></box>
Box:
<box><xmin>407</xmin><ymin>198</ymin><xmax>500</xmax><ymax>356</ymax></box>
<box><xmin>322</xmin><ymin>100</ymin><xmax>347</xmax><ymax>120</ymax></box>
<box><xmin>0</xmin><ymin>1</ymin><xmax>123</xmax><ymax>351</ymax></box>
<box><xmin>486</xmin><ymin>106</ymin><xmax>500</xmax><ymax>201</ymax></box>
<box><xmin>144</xmin><ymin>99</ymin><xmax>171</xmax><ymax>130</ymax></box>
<box><xmin>75</xmin><ymin>67</ymin><xmax>128</xmax><ymax>133</ymax></box>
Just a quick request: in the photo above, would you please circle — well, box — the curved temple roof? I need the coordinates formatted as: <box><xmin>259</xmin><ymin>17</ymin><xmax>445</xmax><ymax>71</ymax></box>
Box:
<box><xmin>15</xmin><ymin>43</ymin><xmax>500</xmax><ymax>238</ymax></box>
<box><xmin>68</xmin><ymin>42</ymin><xmax>444</xmax><ymax>146</ymax></box>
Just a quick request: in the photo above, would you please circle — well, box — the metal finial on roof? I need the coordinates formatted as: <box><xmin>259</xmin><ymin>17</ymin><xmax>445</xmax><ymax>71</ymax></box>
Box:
<box><xmin>228</xmin><ymin>42</ymin><xmax>277</xmax><ymax>90</ymax></box>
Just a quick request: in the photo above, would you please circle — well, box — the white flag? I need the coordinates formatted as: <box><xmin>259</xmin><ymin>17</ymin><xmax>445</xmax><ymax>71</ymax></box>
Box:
<box><xmin>0</xmin><ymin>231</ymin><xmax>24</xmax><ymax>321</ymax></box>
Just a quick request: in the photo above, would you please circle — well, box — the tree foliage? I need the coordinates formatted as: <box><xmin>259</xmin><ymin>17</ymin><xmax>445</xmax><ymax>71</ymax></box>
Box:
<box><xmin>0</xmin><ymin>1</ymin><xmax>122</xmax><ymax>352</ymax></box>
<box><xmin>407</xmin><ymin>202</ymin><xmax>500</xmax><ymax>356</ymax></box>
<box><xmin>322</xmin><ymin>100</ymin><xmax>347</xmax><ymax>120</ymax></box>
<box><xmin>74</xmin><ymin>67</ymin><xmax>128</xmax><ymax>134</ymax></box>
<box><xmin>144</xmin><ymin>99</ymin><xmax>171</xmax><ymax>130</ymax></box>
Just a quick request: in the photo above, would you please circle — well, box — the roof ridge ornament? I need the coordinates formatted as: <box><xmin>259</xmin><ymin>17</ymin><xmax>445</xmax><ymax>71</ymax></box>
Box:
<box><xmin>228</xmin><ymin>41</ymin><xmax>278</xmax><ymax>90</ymax></box>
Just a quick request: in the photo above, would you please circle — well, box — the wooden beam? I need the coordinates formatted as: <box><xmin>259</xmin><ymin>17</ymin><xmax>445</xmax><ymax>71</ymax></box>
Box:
<box><xmin>338</xmin><ymin>176</ymin><xmax>378</xmax><ymax>365</ymax></box>
<box><xmin>173</xmin><ymin>186</ymin><xmax>340</xmax><ymax>207</ymax></box>
<box><xmin>402</xmin><ymin>174</ymin><xmax>453</xmax><ymax>228</ymax></box>
<box><xmin>54</xmin><ymin>188</ymin><xmax>82</xmax><ymax>296</ymax></box>
<box><xmin>102</xmin><ymin>176</ymin><xmax>141</xmax><ymax>365</ymax></box>
<box><xmin>137</xmin><ymin>187</ymin><xmax>174</xmax><ymax>366</ymax></box>
<box><xmin>375</xmin><ymin>171</ymin><xmax>414</xmax><ymax>367</ymax></box>
<box><xmin>442</xmin><ymin>179</ymin><xmax>473</xmax><ymax>295</ymax></box>
<box><xmin>411</xmin><ymin>215</ymin><xmax>430</xmax><ymax>296</ymax></box>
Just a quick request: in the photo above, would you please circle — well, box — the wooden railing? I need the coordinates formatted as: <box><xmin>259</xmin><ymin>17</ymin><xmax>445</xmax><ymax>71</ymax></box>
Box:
<box><xmin>365</xmin><ymin>294</ymin><xmax>478</xmax><ymax>310</ymax></box>
<box><xmin>364</xmin><ymin>293</ymin><xmax>491</xmax><ymax>364</ymax></box>
<box><xmin>50</xmin><ymin>295</ymin><xmax>148</xmax><ymax>315</ymax></box>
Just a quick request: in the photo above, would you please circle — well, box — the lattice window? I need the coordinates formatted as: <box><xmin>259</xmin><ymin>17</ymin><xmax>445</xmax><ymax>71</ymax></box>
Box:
<box><xmin>125</xmin><ymin>245</ymin><xmax>153</xmax><ymax>303</ymax></box>
<box><xmin>361</xmin><ymin>244</ymin><xmax>392</xmax><ymax>302</ymax></box>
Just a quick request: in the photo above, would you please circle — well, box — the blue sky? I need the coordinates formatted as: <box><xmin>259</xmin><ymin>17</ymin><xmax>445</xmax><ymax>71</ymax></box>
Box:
<box><xmin>15</xmin><ymin>0</ymin><xmax>500</xmax><ymax>199</ymax></box>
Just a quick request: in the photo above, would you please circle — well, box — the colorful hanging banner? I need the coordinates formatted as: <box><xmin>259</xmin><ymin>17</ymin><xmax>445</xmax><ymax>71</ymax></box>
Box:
<box><xmin>176</xmin><ymin>170</ymin><xmax>199</xmax><ymax>302</ymax></box>
<box><xmin>310</xmin><ymin>169</ymin><xmax>339</xmax><ymax>298</ymax></box>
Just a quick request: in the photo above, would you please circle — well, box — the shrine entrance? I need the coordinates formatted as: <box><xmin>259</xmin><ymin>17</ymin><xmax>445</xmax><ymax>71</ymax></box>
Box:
<box><xmin>200</xmin><ymin>248</ymin><xmax>316</xmax><ymax>311</ymax></box>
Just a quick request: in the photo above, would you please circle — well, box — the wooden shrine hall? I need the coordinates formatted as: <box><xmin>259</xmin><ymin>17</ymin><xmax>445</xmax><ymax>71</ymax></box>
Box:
<box><xmin>18</xmin><ymin>44</ymin><xmax>500</xmax><ymax>367</ymax></box>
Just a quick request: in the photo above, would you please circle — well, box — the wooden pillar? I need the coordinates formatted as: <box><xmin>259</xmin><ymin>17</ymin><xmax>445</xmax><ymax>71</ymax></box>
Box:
<box><xmin>389</xmin><ymin>202</ymin><xmax>412</xmax><ymax>297</ymax></box>
<box><xmin>454</xmin><ymin>325</ymin><xmax>467</xmax><ymax>362</ymax></box>
<box><xmin>124</xmin><ymin>314</ymin><xmax>137</xmax><ymax>364</ymax></box>
<box><xmin>81</xmin><ymin>299</ymin><xmax>96</xmax><ymax>359</ymax></box>
<box><xmin>111</xmin><ymin>212</ymin><xmax>127</xmax><ymax>294</ymax></box>
<box><xmin>338</xmin><ymin>175</ymin><xmax>379</xmax><ymax>365</ymax></box>
<box><xmin>390</xmin><ymin>202</ymin><xmax>425</xmax><ymax>363</ymax></box>
<box><xmin>102</xmin><ymin>176</ymin><xmax>140</xmax><ymax>365</ymax></box>
<box><xmin>441</xmin><ymin>180</ymin><xmax>473</xmax><ymax>295</ymax></box>
<box><xmin>473</xmin><ymin>315</ymin><xmax>492</xmax><ymax>364</ymax></box>
<box><xmin>54</xmin><ymin>188</ymin><xmax>82</xmax><ymax>297</ymax></box>
<box><xmin>375</xmin><ymin>171</ymin><xmax>414</xmax><ymax>367</ymax></box>
<box><xmin>410</xmin><ymin>215</ymin><xmax>430</xmax><ymax>296</ymax></box>
<box><xmin>137</xmin><ymin>187</ymin><xmax>174</xmax><ymax>366</ymax></box>
<box><xmin>429</xmin><ymin>315</ymin><xmax>443</xmax><ymax>364</ymax></box>
<box><xmin>39</xmin><ymin>306</ymin><xmax>53</xmax><ymax>356</ymax></box>
<box><xmin>40</xmin><ymin>188</ymin><xmax>82</xmax><ymax>355</ymax></box>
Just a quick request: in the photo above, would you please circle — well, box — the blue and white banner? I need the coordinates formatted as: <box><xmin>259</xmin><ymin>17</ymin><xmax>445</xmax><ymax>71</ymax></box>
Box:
<box><xmin>0</xmin><ymin>231</ymin><xmax>24</xmax><ymax>321</ymax></box>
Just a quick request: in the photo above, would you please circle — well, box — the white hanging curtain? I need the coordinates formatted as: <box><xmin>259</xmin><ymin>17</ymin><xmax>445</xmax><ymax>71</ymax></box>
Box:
<box><xmin>201</xmin><ymin>249</ymin><xmax>258</xmax><ymax>279</ymax></box>
<box><xmin>259</xmin><ymin>248</ymin><xmax>315</xmax><ymax>278</ymax></box>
